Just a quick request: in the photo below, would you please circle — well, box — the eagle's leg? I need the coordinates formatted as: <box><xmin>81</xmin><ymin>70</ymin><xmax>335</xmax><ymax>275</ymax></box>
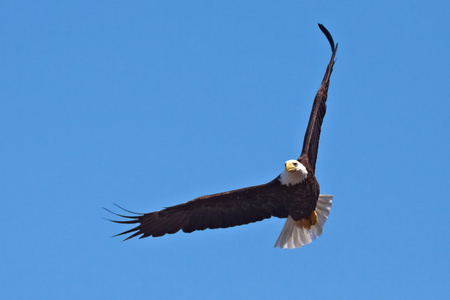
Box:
<box><xmin>296</xmin><ymin>211</ymin><xmax>318</xmax><ymax>229</ymax></box>
<box><xmin>308</xmin><ymin>210</ymin><xmax>318</xmax><ymax>226</ymax></box>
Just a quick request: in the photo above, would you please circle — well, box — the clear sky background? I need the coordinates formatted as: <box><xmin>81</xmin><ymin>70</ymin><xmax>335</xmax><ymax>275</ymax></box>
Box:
<box><xmin>1</xmin><ymin>1</ymin><xmax>449</xmax><ymax>299</ymax></box>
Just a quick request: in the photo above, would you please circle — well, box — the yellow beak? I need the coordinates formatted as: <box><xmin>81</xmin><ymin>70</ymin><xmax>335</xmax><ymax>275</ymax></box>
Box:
<box><xmin>285</xmin><ymin>161</ymin><xmax>298</xmax><ymax>172</ymax></box>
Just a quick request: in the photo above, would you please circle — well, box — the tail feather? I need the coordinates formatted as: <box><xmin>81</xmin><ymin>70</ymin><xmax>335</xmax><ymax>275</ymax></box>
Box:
<box><xmin>274</xmin><ymin>194</ymin><xmax>333</xmax><ymax>249</ymax></box>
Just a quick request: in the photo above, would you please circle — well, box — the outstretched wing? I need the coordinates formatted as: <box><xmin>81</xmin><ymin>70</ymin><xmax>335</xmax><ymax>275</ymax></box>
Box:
<box><xmin>299</xmin><ymin>24</ymin><xmax>337</xmax><ymax>172</ymax></box>
<box><xmin>107</xmin><ymin>180</ymin><xmax>288</xmax><ymax>240</ymax></box>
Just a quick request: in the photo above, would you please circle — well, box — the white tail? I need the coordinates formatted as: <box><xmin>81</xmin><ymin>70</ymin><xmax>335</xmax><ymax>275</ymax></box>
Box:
<box><xmin>274</xmin><ymin>195</ymin><xmax>333</xmax><ymax>249</ymax></box>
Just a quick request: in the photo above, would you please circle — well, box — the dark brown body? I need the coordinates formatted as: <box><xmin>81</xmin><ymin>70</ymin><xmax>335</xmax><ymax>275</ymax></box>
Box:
<box><xmin>283</xmin><ymin>157</ymin><xmax>320</xmax><ymax>221</ymax></box>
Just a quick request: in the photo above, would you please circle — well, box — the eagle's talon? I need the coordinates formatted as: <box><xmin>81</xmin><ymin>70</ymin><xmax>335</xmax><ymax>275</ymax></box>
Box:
<box><xmin>295</xmin><ymin>211</ymin><xmax>318</xmax><ymax>229</ymax></box>
<box><xmin>308</xmin><ymin>210</ymin><xmax>318</xmax><ymax>226</ymax></box>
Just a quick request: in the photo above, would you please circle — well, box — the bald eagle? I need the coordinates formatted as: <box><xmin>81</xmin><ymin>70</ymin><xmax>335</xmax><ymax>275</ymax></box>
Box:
<box><xmin>107</xmin><ymin>24</ymin><xmax>337</xmax><ymax>249</ymax></box>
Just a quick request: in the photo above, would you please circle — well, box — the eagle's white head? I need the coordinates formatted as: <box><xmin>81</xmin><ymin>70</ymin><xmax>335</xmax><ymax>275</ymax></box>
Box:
<box><xmin>279</xmin><ymin>159</ymin><xmax>308</xmax><ymax>186</ymax></box>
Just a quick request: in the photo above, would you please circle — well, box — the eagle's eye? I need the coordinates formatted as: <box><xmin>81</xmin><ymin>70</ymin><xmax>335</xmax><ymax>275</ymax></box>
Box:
<box><xmin>292</xmin><ymin>162</ymin><xmax>298</xmax><ymax>166</ymax></box>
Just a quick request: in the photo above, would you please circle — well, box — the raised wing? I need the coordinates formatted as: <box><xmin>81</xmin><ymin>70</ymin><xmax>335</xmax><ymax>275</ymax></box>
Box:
<box><xmin>299</xmin><ymin>24</ymin><xmax>337</xmax><ymax>172</ymax></box>
<box><xmin>107</xmin><ymin>180</ymin><xmax>288</xmax><ymax>240</ymax></box>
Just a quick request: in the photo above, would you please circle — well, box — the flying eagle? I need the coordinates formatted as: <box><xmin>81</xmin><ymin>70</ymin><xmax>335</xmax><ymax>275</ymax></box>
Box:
<box><xmin>107</xmin><ymin>24</ymin><xmax>337</xmax><ymax>249</ymax></box>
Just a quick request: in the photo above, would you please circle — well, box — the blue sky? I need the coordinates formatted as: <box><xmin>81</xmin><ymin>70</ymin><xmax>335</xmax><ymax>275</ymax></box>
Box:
<box><xmin>1</xmin><ymin>1</ymin><xmax>449</xmax><ymax>299</ymax></box>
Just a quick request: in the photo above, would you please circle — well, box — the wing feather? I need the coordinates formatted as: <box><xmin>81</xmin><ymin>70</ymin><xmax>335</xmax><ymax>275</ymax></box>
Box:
<box><xmin>108</xmin><ymin>179</ymin><xmax>288</xmax><ymax>240</ymax></box>
<box><xmin>299</xmin><ymin>24</ymin><xmax>337</xmax><ymax>172</ymax></box>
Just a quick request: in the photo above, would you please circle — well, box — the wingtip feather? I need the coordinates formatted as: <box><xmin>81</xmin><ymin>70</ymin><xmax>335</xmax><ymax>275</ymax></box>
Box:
<box><xmin>104</xmin><ymin>204</ymin><xmax>145</xmax><ymax>240</ymax></box>
<box><xmin>318</xmin><ymin>23</ymin><xmax>336</xmax><ymax>53</ymax></box>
